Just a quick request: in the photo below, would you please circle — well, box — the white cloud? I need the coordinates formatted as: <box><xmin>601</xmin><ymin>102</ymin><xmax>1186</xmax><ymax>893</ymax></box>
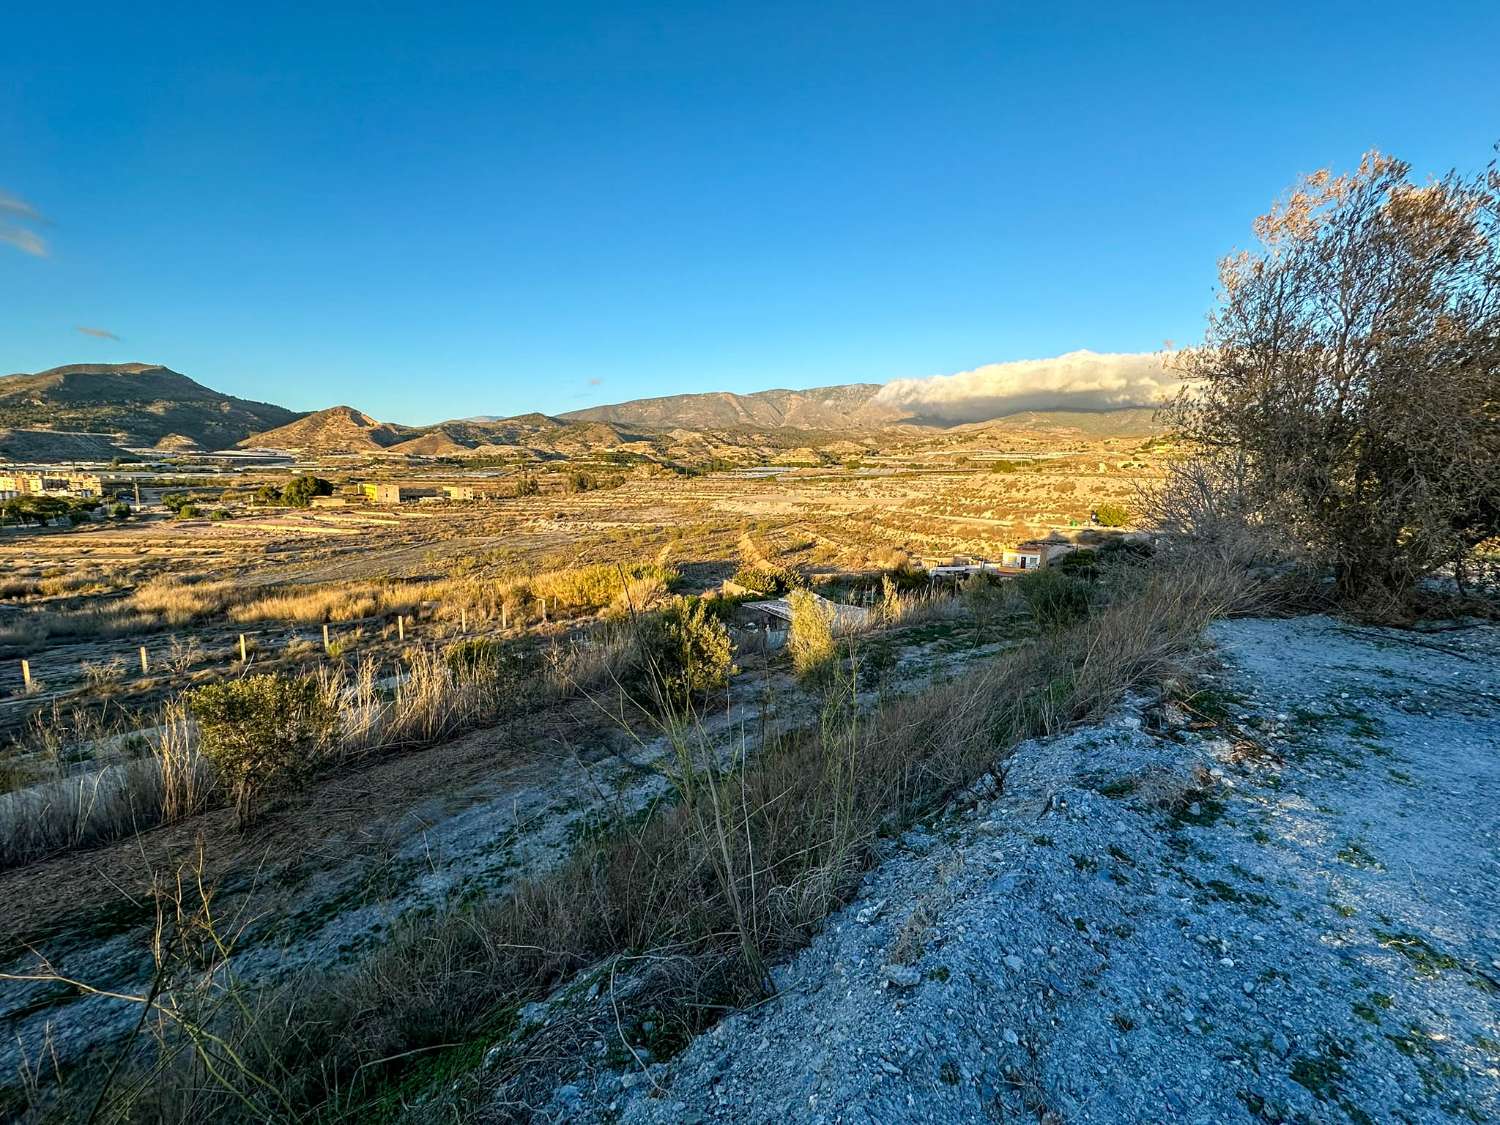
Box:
<box><xmin>0</xmin><ymin>191</ymin><xmax>49</xmax><ymax>257</ymax></box>
<box><xmin>873</xmin><ymin>349</ymin><xmax>1182</xmax><ymax>423</ymax></box>
<box><xmin>0</xmin><ymin>224</ymin><xmax>47</xmax><ymax>257</ymax></box>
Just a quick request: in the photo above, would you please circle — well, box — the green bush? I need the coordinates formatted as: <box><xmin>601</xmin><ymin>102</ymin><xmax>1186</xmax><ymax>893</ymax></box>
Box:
<box><xmin>1094</xmin><ymin>502</ymin><xmax>1131</xmax><ymax>528</ymax></box>
<box><xmin>1053</xmin><ymin>548</ymin><xmax>1099</xmax><ymax>580</ymax></box>
<box><xmin>188</xmin><ymin>673</ymin><xmax>337</xmax><ymax>824</ymax></box>
<box><xmin>787</xmin><ymin>589</ymin><xmax>837</xmax><ymax>683</ymax></box>
<box><xmin>629</xmin><ymin>597</ymin><xmax>735</xmax><ymax>708</ymax></box>
<box><xmin>1017</xmin><ymin>568</ymin><xmax>1094</xmax><ymax>631</ymax></box>
<box><xmin>731</xmin><ymin>564</ymin><xmax>804</xmax><ymax>596</ymax></box>
<box><xmin>284</xmin><ymin>474</ymin><xmax>334</xmax><ymax>508</ymax></box>
<box><xmin>177</xmin><ymin>504</ymin><xmax>201</xmax><ymax>519</ymax></box>
<box><xmin>109</xmin><ymin>501</ymin><xmax>130</xmax><ymax>520</ymax></box>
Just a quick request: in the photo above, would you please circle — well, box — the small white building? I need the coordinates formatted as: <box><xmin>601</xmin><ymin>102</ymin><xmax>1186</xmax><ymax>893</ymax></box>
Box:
<box><xmin>1001</xmin><ymin>539</ymin><xmax>1076</xmax><ymax>570</ymax></box>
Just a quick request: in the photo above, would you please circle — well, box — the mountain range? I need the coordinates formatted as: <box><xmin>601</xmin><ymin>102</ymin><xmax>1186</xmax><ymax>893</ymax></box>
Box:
<box><xmin>240</xmin><ymin>405</ymin><xmax>634</xmax><ymax>458</ymax></box>
<box><xmin>559</xmin><ymin>383</ymin><xmax>910</xmax><ymax>430</ymax></box>
<box><xmin>0</xmin><ymin>362</ymin><xmax>1162</xmax><ymax>462</ymax></box>
<box><xmin>0</xmin><ymin>363</ymin><xmax>300</xmax><ymax>458</ymax></box>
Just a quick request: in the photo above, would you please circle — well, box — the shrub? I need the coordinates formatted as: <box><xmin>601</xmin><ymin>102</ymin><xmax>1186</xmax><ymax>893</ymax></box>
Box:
<box><xmin>177</xmin><ymin>504</ymin><xmax>201</xmax><ymax>519</ymax></box>
<box><xmin>1093</xmin><ymin>502</ymin><xmax>1131</xmax><ymax>528</ymax></box>
<box><xmin>109</xmin><ymin>501</ymin><xmax>130</xmax><ymax>520</ymax></box>
<box><xmin>787</xmin><ymin>589</ymin><xmax>837</xmax><ymax>682</ymax></box>
<box><xmin>1053</xmin><ymin>548</ymin><xmax>1099</xmax><ymax>580</ymax></box>
<box><xmin>283</xmin><ymin>474</ymin><xmax>334</xmax><ymax>508</ymax></box>
<box><xmin>1098</xmin><ymin>537</ymin><xmax>1154</xmax><ymax>563</ymax></box>
<box><xmin>629</xmin><ymin>597</ymin><xmax>735</xmax><ymax>708</ymax></box>
<box><xmin>187</xmin><ymin>673</ymin><xmax>336</xmax><ymax>824</ymax></box>
<box><xmin>731</xmin><ymin>564</ymin><xmax>803</xmax><ymax>596</ymax></box>
<box><xmin>1017</xmin><ymin>567</ymin><xmax>1093</xmax><ymax>630</ymax></box>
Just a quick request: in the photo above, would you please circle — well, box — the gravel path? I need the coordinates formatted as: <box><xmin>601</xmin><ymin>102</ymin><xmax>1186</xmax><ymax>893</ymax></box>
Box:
<box><xmin>563</xmin><ymin>614</ymin><xmax>1500</xmax><ymax>1124</ymax></box>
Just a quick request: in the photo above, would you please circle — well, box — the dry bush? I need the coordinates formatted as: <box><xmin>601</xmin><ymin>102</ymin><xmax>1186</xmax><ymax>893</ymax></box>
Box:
<box><xmin>36</xmin><ymin>572</ymin><xmax>105</xmax><ymax>597</ymax></box>
<box><xmin>1164</xmin><ymin>149</ymin><xmax>1500</xmax><ymax>607</ymax></box>
<box><xmin>3</xmin><ymin>604</ymin><xmax>145</xmax><ymax>644</ymax></box>
<box><xmin>0</xmin><ymin>618</ymin><xmax>46</xmax><ymax>651</ymax></box>
<box><xmin>542</xmin><ymin>626</ymin><xmax>639</xmax><ymax>698</ymax></box>
<box><xmin>376</xmin><ymin>647</ymin><xmax>510</xmax><ymax>748</ymax></box>
<box><xmin>610</xmin><ymin>571</ymin><xmax>669</xmax><ymax>616</ymax></box>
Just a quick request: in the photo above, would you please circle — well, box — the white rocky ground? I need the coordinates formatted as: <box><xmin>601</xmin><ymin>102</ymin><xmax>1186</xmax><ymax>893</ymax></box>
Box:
<box><xmin>552</xmin><ymin>615</ymin><xmax>1500</xmax><ymax>1124</ymax></box>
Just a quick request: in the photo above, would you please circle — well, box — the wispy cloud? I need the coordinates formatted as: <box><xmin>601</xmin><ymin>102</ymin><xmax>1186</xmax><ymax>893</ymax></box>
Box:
<box><xmin>76</xmin><ymin>326</ymin><xmax>121</xmax><ymax>341</ymax></box>
<box><xmin>0</xmin><ymin>192</ymin><xmax>43</xmax><ymax>222</ymax></box>
<box><xmin>0</xmin><ymin>226</ymin><xmax>47</xmax><ymax>256</ymax></box>
<box><xmin>873</xmin><ymin>349</ymin><xmax>1182</xmax><ymax>424</ymax></box>
<box><xmin>0</xmin><ymin>191</ymin><xmax>50</xmax><ymax>257</ymax></box>
<box><xmin>588</xmin><ymin>377</ymin><xmax>604</xmax><ymax>386</ymax></box>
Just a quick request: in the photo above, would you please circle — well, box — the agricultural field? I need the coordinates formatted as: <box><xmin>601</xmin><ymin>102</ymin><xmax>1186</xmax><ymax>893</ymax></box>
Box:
<box><xmin>0</xmin><ymin>447</ymin><xmax>1159</xmax><ymax>725</ymax></box>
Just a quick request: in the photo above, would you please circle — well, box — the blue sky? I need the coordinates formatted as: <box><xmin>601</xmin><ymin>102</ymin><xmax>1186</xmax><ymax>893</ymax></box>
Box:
<box><xmin>3</xmin><ymin>2</ymin><xmax>1497</xmax><ymax>424</ymax></box>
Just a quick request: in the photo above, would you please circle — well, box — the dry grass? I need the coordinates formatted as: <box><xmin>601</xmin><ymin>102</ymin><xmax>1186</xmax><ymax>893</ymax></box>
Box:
<box><xmin>0</xmin><ymin>576</ymin><xmax>43</xmax><ymax>600</ymax></box>
<box><xmin>0</xmin><ymin>623</ymin><xmax>631</xmax><ymax>871</ymax></box>
<box><xmin>132</xmin><ymin>577</ymin><xmax>241</xmax><ymax>624</ymax></box>
<box><xmin>0</xmin><ymin>708</ymin><xmax>214</xmax><ymax>868</ymax></box>
<box><xmin>228</xmin><ymin>585</ymin><xmax>391</xmax><ymax>625</ymax></box>
<box><xmin>0</xmin><ymin>563</ymin><xmax>675</xmax><ymax>655</ymax></box>
<box><xmin>45</xmin><ymin>552</ymin><xmax>1259</xmax><ymax>1122</ymax></box>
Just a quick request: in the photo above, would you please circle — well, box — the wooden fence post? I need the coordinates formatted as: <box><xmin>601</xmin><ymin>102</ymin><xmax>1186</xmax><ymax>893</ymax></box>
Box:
<box><xmin>398</xmin><ymin>615</ymin><xmax>405</xmax><ymax>642</ymax></box>
<box><xmin>501</xmin><ymin>605</ymin><xmax>508</xmax><ymax>629</ymax></box>
<box><xmin>239</xmin><ymin>634</ymin><xmax>248</xmax><ymax>663</ymax></box>
<box><xmin>139</xmin><ymin>646</ymin><xmax>149</xmax><ymax>675</ymax></box>
<box><xmin>461</xmin><ymin>606</ymin><xmax>467</xmax><ymax>633</ymax></box>
<box><xmin>322</xmin><ymin>623</ymin><xmax>331</xmax><ymax>653</ymax></box>
<box><xmin>20</xmin><ymin>659</ymin><xmax>31</xmax><ymax>692</ymax></box>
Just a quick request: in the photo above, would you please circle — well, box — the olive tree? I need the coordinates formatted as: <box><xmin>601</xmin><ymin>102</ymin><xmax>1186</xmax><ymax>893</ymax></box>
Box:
<box><xmin>1164</xmin><ymin>150</ymin><xmax>1500</xmax><ymax>606</ymax></box>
